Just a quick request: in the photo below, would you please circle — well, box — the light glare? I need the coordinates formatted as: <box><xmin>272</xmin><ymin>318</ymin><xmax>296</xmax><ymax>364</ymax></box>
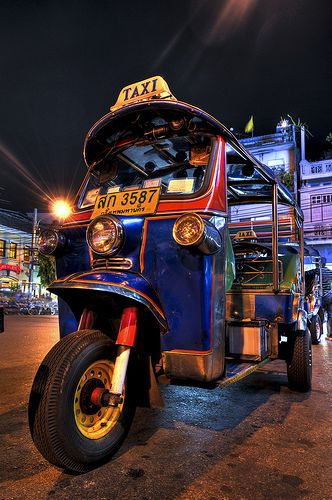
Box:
<box><xmin>52</xmin><ymin>199</ymin><xmax>71</xmax><ymax>219</ymax></box>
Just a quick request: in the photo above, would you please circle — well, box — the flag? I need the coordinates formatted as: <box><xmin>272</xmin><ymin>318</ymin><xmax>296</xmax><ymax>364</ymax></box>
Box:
<box><xmin>244</xmin><ymin>115</ymin><xmax>254</xmax><ymax>133</ymax></box>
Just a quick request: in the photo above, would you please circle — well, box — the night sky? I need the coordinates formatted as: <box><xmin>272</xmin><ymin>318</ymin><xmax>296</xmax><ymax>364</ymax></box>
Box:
<box><xmin>0</xmin><ymin>0</ymin><xmax>331</xmax><ymax>212</ymax></box>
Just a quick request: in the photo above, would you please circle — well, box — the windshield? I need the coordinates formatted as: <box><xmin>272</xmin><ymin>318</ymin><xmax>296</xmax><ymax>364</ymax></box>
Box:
<box><xmin>78</xmin><ymin>134</ymin><xmax>216</xmax><ymax>209</ymax></box>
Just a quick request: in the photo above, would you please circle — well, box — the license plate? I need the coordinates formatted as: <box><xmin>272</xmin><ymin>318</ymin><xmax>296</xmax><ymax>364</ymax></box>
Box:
<box><xmin>91</xmin><ymin>187</ymin><xmax>161</xmax><ymax>218</ymax></box>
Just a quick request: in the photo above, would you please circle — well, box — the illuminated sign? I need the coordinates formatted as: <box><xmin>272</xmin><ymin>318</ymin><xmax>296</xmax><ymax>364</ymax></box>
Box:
<box><xmin>111</xmin><ymin>76</ymin><xmax>175</xmax><ymax>111</ymax></box>
<box><xmin>0</xmin><ymin>264</ymin><xmax>21</xmax><ymax>274</ymax></box>
<box><xmin>234</xmin><ymin>229</ymin><xmax>257</xmax><ymax>240</ymax></box>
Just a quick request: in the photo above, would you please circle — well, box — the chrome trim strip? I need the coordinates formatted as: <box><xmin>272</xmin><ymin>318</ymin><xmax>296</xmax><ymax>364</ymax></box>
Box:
<box><xmin>163</xmin><ymin>341</ymin><xmax>225</xmax><ymax>383</ymax></box>
<box><xmin>63</xmin><ymin>209</ymin><xmax>229</xmax><ymax>227</ymax></box>
<box><xmin>91</xmin><ymin>257</ymin><xmax>133</xmax><ymax>271</ymax></box>
<box><xmin>48</xmin><ymin>280</ymin><xmax>167</xmax><ymax>330</ymax></box>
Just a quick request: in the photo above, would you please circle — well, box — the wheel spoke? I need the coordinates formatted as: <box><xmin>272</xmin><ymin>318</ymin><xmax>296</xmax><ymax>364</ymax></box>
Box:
<box><xmin>74</xmin><ymin>359</ymin><xmax>125</xmax><ymax>440</ymax></box>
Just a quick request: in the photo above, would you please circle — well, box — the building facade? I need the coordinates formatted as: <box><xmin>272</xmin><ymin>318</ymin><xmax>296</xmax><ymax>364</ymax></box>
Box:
<box><xmin>299</xmin><ymin>158</ymin><xmax>332</xmax><ymax>264</ymax></box>
<box><xmin>0</xmin><ymin>209</ymin><xmax>41</xmax><ymax>295</ymax></box>
<box><xmin>240</xmin><ymin>122</ymin><xmax>299</xmax><ymax>193</ymax></box>
<box><xmin>228</xmin><ymin>122</ymin><xmax>299</xmax><ymax>223</ymax></box>
<box><xmin>239</xmin><ymin>124</ymin><xmax>332</xmax><ymax>265</ymax></box>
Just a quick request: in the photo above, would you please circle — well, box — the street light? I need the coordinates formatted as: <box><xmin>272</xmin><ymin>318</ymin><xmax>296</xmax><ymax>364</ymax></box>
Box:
<box><xmin>51</xmin><ymin>199</ymin><xmax>71</xmax><ymax>220</ymax></box>
<box><xmin>28</xmin><ymin>208</ymin><xmax>39</xmax><ymax>296</ymax></box>
<box><xmin>27</xmin><ymin>199</ymin><xmax>71</xmax><ymax>296</ymax></box>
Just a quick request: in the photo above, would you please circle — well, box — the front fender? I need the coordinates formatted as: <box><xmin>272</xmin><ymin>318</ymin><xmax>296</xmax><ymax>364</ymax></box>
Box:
<box><xmin>48</xmin><ymin>271</ymin><xmax>167</xmax><ymax>331</ymax></box>
<box><xmin>296</xmin><ymin>308</ymin><xmax>308</xmax><ymax>332</ymax></box>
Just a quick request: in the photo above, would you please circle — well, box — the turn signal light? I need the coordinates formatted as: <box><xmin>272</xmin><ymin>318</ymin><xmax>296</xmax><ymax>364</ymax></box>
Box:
<box><xmin>38</xmin><ymin>229</ymin><xmax>65</xmax><ymax>256</ymax></box>
<box><xmin>173</xmin><ymin>213</ymin><xmax>222</xmax><ymax>255</ymax></box>
<box><xmin>172</xmin><ymin>213</ymin><xmax>205</xmax><ymax>246</ymax></box>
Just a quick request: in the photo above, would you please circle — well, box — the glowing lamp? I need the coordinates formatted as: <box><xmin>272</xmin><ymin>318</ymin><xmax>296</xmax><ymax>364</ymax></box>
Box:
<box><xmin>52</xmin><ymin>199</ymin><xmax>71</xmax><ymax>220</ymax></box>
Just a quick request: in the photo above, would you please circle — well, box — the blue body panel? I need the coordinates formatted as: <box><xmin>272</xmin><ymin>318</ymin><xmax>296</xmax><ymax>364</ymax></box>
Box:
<box><xmin>53</xmin><ymin>215</ymin><xmax>225</xmax><ymax>352</ymax></box>
<box><xmin>54</xmin><ymin>227</ymin><xmax>90</xmax><ymax>336</ymax></box>
<box><xmin>255</xmin><ymin>294</ymin><xmax>293</xmax><ymax>323</ymax></box>
<box><xmin>55</xmin><ymin>228</ymin><xmax>91</xmax><ymax>278</ymax></box>
<box><xmin>141</xmin><ymin>217</ymin><xmax>215</xmax><ymax>351</ymax></box>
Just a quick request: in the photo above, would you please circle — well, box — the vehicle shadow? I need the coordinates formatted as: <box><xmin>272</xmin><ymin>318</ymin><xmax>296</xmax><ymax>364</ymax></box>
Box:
<box><xmin>124</xmin><ymin>369</ymin><xmax>308</xmax><ymax>442</ymax></box>
<box><xmin>45</xmin><ymin>369</ymin><xmax>311</xmax><ymax>498</ymax></box>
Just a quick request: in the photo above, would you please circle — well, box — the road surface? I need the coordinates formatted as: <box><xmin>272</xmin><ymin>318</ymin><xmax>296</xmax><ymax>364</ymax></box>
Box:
<box><xmin>0</xmin><ymin>316</ymin><xmax>331</xmax><ymax>499</ymax></box>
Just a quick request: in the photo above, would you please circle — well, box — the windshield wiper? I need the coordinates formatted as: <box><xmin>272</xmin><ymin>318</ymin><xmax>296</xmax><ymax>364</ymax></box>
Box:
<box><xmin>117</xmin><ymin>153</ymin><xmax>149</xmax><ymax>177</ymax></box>
<box><xmin>146</xmin><ymin>162</ymin><xmax>190</xmax><ymax>179</ymax></box>
<box><xmin>89</xmin><ymin>134</ymin><xmax>142</xmax><ymax>171</ymax></box>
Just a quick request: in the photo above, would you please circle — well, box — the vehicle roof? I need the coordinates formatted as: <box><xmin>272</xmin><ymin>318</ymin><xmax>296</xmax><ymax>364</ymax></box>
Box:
<box><xmin>83</xmin><ymin>99</ymin><xmax>303</xmax><ymax>220</ymax></box>
<box><xmin>304</xmin><ymin>245</ymin><xmax>321</xmax><ymax>257</ymax></box>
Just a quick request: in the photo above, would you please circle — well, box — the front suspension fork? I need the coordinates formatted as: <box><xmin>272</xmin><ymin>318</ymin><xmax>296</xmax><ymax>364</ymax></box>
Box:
<box><xmin>87</xmin><ymin>306</ymin><xmax>138</xmax><ymax>408</ymax></box>
<box><xmin>110</xmin><ymin>306</ymin><xmax>138</xmax><ymax>401</ymax></box>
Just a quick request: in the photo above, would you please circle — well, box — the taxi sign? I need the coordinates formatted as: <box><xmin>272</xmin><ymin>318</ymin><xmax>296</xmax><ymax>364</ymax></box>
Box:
<box><xmin>91</xmin><ymin>187</ymin><xmax>161</xmax><ymax>218</ymax></box>
<box><xmin>111</xmin><ymin>76</ymin><xmax>176</xmax><ymax>111</ymax></box>
<box><xmin>234</xmin><ymin>229</ymin><xmax>257</xmax><ymax>240</ymax></box>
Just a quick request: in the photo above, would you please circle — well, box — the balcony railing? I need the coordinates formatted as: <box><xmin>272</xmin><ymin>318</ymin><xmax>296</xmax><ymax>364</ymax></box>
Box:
<box><xmin>300</xmin><ymin>160</ymin><xmax>332</xmax><ymax>180</ymax></box>
<box><xmin>304</xmin><ymin>225</ymin><xmax>332</xmax><ymax>239</ymax></box>
<box><xmin>240</xmin><ymin>132</ymin><xmax>293</xmax><ymax>149</ymax></box>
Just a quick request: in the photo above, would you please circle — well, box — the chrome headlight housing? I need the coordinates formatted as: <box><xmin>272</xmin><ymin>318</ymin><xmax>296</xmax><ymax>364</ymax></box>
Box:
<box><xmin>87</xmin><ymin>215</ymin><xmax>124</xmax><ymax>256</ymax></box>
<box><xmin>173</xmin><ymin>213</ymin><xmax>221</xmax><ymax>255</ymax></box>
<box><xmin>38</xmin><ymin>229</ymin><xmax>65</xmax><ymax>256</ymax></box>
<box><xmin>173</xmin><ymin>213</ymin><xmax>205</xmax><ymax>246</ymax></box>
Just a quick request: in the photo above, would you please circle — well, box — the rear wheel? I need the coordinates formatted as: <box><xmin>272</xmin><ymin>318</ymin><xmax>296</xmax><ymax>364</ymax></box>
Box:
<box><xmin>326</xmin><ymin>316</ymin><xmax>332</xmax><ymax>338</ymax></box>
<box><xmin>28</xmin><ymin>329</ymin><xmax>135</xmax><ymax>473</ymax></box>
<box><xmin>287</xmin><ymin>328</ymin><xmax>312</xmax><ymax>392</ymax></box>
<box><xmin>310</xmin><ymin>314</ymin><xmax>322</xmax><ymax>344</ymax></box>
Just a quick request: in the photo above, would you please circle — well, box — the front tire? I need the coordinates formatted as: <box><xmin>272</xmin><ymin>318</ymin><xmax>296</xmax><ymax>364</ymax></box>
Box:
<box><xmin>310</xmin><ymin>314</ymin><xmax>322</xmax><ymax>344</ymax></box>
<box><xmin>287</xmin><ymin>328</ymin><xmax>312</xmax><ymax>392</ymax></box>
<box><xmin>29</xmin><ymin>329</ymin><xmax>136</xmax><ymax>473</ymax></box>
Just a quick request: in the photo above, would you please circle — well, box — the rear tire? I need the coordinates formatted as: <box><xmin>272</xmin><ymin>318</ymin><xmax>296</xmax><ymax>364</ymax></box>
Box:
<box><xmin>287</xmin><ymin>328</ymin><xmax>312</xmax><ymax>392</ymax></box>
<box><xmin>29</xmin><ymin>329</ymin><xmax>136</xmax><ymax>473</ymax></box>
<box><xmin>310</xmin><ymin>314</ymin><xmax>322</xmax><ymax>344</ymax></box>
<box><xmin>326</xmin><ymin>316</ymin><xmax>332</xmax><ymax>338</ymax></box>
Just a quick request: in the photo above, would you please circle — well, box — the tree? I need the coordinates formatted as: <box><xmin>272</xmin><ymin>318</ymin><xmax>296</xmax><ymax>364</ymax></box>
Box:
<box><xmin>280</xmin><ymin>172</ymin><xmax>294</xmax><ymax>191</ymax></box>
<box><xmin>274</xmin><ymin>167</ymin><xmax>294</xmax><ymax>191</ymax></box>
<box><xmin>37</xmin><ymin>254</ymin><xmax>56</xmax><ymax>287</ymax></box>
<box><xmin>326</xmin><ymin>132</ymin><xmax>332</xmax><ymax>144</ymax></box>
<box><xmin>287</xmin><ymin>114</ymin><xmax>313</xmax><ymax>138</ymax></box>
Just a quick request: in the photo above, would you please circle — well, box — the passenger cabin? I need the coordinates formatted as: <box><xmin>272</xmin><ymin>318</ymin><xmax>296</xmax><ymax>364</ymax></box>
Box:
<box><xmin>225</xmin><ymin>143</ymin><xmax>304</xmax><ymax>362</ymax></box>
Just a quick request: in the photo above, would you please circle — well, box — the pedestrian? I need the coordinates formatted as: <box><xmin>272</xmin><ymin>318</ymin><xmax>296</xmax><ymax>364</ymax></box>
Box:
<box><xmin>321</xmin><ymin>258</ymin><xmax>332</xmax><ymax>340</ymax></box>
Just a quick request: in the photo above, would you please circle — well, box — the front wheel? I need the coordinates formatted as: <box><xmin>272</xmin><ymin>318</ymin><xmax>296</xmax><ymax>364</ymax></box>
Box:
<box><xmin>287</xmin><ymin>328</ymin><xmax>312</xmax><ymax>392</ymax></box>
<box><xmin>29</xmin><ymin>329</ymin><xmax>136</xmax><ymax>473</ymax></box>
<box><xmin>310</xmin><ymin>314</ymin><xmax>322</xmax><ymax>344</ymax></box>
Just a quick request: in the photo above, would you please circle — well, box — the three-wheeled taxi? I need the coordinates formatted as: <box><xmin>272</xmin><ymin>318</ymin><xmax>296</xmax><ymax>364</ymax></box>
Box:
<box><xmin>304</xmin><ymin>245</ymin><xmax>324</xmax><ymax>344</ymax></box>
<box><xmin>29</xmin><ymin>76</ymin><xmax>312</xmax><ymax>473</ymax></box>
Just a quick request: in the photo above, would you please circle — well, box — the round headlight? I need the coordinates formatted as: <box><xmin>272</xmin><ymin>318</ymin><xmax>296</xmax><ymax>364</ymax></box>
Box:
<box><xmin>173</xmin><ymin>213</ymin><xmax>205</xmax><ymax>246</ymax></box>
<box><xmin>87</xmin><ymin>215</ymin><xmax>124</xmax><ymax>255</ymax></box>
<box><xmin>38</xmin><ymin>229</ymin><xmax>64</xmax><ymax>256</ymax></box>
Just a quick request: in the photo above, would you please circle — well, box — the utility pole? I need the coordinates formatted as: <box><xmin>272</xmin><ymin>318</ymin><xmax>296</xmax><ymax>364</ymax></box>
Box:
<box><xmin>28</xmin><ymin>208</ymin><xmax>38</xmax><ymax>296</ymax></box>
<box><xmin>300</xmin><ymin>125</ymin><xmax>306</xmax><ymax>161</ymax></box>
<box><xmin>291</xmin><ymin>125</ymin><xmax>300</xmax><ymax>204</ymax></box>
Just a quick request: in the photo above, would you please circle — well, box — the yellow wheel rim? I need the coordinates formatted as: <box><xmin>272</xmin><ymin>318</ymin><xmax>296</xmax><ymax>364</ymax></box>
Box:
<box><xmin>74</xmin><ymin>359</ymin><xmax>124</xmax><ymax>440</ymax></box>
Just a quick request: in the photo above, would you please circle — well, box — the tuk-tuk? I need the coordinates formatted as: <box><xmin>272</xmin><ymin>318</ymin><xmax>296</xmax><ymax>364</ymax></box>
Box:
<box><xmin>0</xmin><ymin>306</ymin><xmax>4</xmax><ymax>333</ymax></box>
<box><xmin>304</xmin><ymin>245</ymin><xmax>323</xmax><ymax>344</ymax></box>
<box><xmin>29</xmin><ymin>76</ymin><xmax>312</xmax><ymax>473</ymax></box>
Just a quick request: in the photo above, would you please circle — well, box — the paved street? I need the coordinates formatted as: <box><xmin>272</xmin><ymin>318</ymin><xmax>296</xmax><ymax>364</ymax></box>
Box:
<box><xmin>0</xmin><ymin>316</ymin><xmax>331</xmax><ymax>500</ymax></box>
